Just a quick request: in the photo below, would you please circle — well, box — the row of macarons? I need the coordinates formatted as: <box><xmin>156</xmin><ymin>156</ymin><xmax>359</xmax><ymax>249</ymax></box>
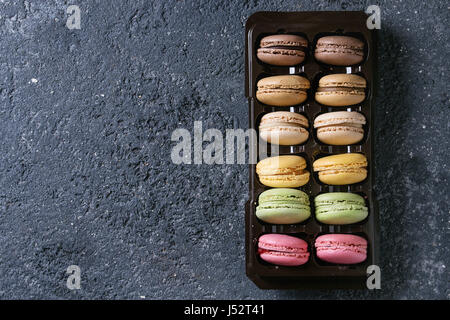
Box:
<box><xmin>260</xmin><ymin>110</ymin><xmax>366</xmax><ymax>146</ymax></box>
<box><xmin>257</xmin><ymin>189</ymin><xmax>368</xmax><ymax>225</ymax></box>
<box><xmin>257</xmin><ymin>34</ymin><xmax>366</xmax><ymax>67</ymax></box>
<box><xmin>256</xmin><ymin>153</ymin><xmax>368</xmax><ymax>187</ymax></box>
<box><xmin>258</xmin><ymin>233</ymin><xmax>368</xmax><ymax>266</ymax></box>
<box><xmin>256</xmin><ymin>73</ymin><xmax>367</xmax><ymax>107</ymax></box>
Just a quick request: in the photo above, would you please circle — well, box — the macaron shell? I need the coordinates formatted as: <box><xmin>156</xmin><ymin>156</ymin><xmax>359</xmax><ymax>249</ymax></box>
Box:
<box><xmin>259</xmin><ymin>172</ymin><xmax>310</xmax><ymax>188</ymax></box>
<box><xmin>259</xmin><ymin>188</ymin><xmax>310</xmax><ymax>203</ymax></box>
<box><xmin>260</xmin><ymin>126</ymin><xmax>309</xmax><ymax>145</ymax></box>
<box><xmin>257</xmin><ymin>155</ymin><xmax>307</xmax><ymax>175</ymax></box>
<box><xmin>259</xmin><ymin>251</ymin><xmax>309</xmax><ymax>266</ymax></box>
<box><xmin>256</xmin><ymin>205</ymin><xmax>311</xmax><ymax>224</ymax></box>
<box><xmin>261</xmin><ymin>111</ymin><xmax>309</xmax><ymax>128</ymax></box>
<box><xmin>315</xmin><ymin>36</ymin><xmax>364</xmax><ymax>66</ymax></box>
<box><xmin>315</xmin><ymin>234</ymin><xmax>367</xmax><ymax>264</ymax></box>
<box><xmin>314</xmin><ymin>111</ymin><xmax>366</xmax><ymax>128</ymax></box>
<box><xmin>257</xmin><ymin>51</ymin><xmax>305</xmax><ymax>66</ymax></box>
<box><xmin>318</xmin><ymin>168</ymin><xmax>367</xmax><ymax>185</ymax></box>
<box><xmin>315</xmin><ymin>91</ymin><xmax>365</xmax><ymax>107</ymax></box>
<box><xmin>257</xmin><ymin>89</ymin><xmax>307</xmax><ymax>106</ymax></box>
<box><xmin>259</xmin><ymin>233</ymin><xmax>309</xmax><ymax>252</ymax></box>
<box><xmin>318</xmin><ymin>74</ymin><xmax>366</xmax><ymax>88</ymax></box>
<box><xmin>313</xmin><ymin>153</ymin><xmax>367</xmax><ymax>172</ymax></box>
<box><xmin>260</xmin><ymin>34</ymin><xmax>308</xmax><ymax>48</ymax></box>
<box><xmin>316</xmin><ymin>126</ymin><xmax>364</xmax><ymax>145</ymax></box>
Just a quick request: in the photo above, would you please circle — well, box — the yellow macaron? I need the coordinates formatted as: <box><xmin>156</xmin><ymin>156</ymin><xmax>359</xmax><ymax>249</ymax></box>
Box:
<box><xmin>313</xmin><ymin>153</ymin><xmax>367</xmax><ymax>185</ymax></box>
<box><xmin>256</xmin><ymin>155</ymin><xmax>310</xmax><ymax>187</ymax></box>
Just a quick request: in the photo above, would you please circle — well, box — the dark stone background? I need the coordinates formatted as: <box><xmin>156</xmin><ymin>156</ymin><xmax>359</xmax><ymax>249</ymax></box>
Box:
<box><xmin>0</xmin><ymin>0</ymin><xmax>448</xmax><ymax>299</ymax></box>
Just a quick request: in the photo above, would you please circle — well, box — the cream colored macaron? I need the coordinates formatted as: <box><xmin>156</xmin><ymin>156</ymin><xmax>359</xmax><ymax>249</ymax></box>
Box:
<box><xmin>315</xmin><ymin>74</ymin><xmax>366</xmax><ymax>107</ymax></box>
<box><xmin>259</xmin><ymin>112</ymin><xmax>309</xmax><ymax>145</ymax></box>
<box><xmin>256</xmin><ymin>155</ymin><xmax>310</xmax><ymax>187</ymax></box>
<box><xmin>313</xmin><ymin>153</ymin><xmax>367</xmax><ymax>185</ymax></box>
<box><xmin>314</xmin><ymin>111</ymin><xmax>365</xmax><ymax>145</ymax></box>
<box><xmin>256</xmin><ymin>75</ymin><xmax>310</xmax><ymax>107</ymax></box>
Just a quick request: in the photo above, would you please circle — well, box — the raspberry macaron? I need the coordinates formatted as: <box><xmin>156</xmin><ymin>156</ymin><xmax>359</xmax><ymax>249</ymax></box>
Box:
<box><xmin>315</xmin><ymin>234</ymin><xmax>367</xmax><ymax>264</ymax></box>
<box><xmin>258</xmin><ymin>234</ymin><xmax>310</xmax><ymax>266</ymax></box>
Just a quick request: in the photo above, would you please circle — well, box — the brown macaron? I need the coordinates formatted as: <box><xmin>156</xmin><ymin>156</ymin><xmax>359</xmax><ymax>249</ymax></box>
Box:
<box><xmin>256</xmin><ymin>75</ymin><xmax>310</xmax><ymax>107</ymax></box>
<box><xmin>315</xmin><ymin>74</ymin><xmax>366</xmax><ymax>107</ymax></box>
<box><xmin>315</xmin><ymin>35</ymin><xmax>364</xmax><ymax>66</ymax></box>
<box><xmin>257</xmin><ymin>34</ymin><xmax>308</xmax><ymax>66</ymax></box>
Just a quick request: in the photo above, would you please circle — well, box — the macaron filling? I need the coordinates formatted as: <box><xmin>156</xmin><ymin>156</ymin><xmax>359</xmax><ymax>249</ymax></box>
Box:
<box><xmin>315</xmin><ymin>43</ymin><xmax>363</xmax><ymax>56</ymax></box>
<box><xmin>315</xmin><ymin>242</ymin><xmax>367</xmax><ymax>255</ymax></box>
<box><xmin>316</xmin><ymin>86</ymin><xmax>365</xmax><ymax>93</ymax></box>
<box><xmin>258</xmin><ymin>45</ymin><xmax>307</xmax><ymax>56</ymax></box>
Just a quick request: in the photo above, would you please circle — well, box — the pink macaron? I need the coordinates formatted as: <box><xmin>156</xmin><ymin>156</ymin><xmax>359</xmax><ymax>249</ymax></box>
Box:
<box><xmin>258</xmin><ymin>234</ymin><xmax>309</xmax><ymax>266</ymax></box>
<box><xmin>315</xmin><ymin>234</ymin><xmax>367</xmax><ymax>264</ymax></box>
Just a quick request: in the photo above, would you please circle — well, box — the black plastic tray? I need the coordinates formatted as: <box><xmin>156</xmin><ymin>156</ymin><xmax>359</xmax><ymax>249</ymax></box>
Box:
<box><xmin>245</xmin><ymin>11</ymin><xmax>379</xmax><ymax>289</ymax></box>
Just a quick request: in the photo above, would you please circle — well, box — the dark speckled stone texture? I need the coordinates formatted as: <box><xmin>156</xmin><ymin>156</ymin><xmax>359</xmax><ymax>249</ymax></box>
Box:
<box><xmin>0</xmin><ymin>0</ymin><xmax>448</xmax><ymax>299</ymax></box>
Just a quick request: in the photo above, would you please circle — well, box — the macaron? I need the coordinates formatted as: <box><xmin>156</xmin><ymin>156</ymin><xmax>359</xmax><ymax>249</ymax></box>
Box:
<box><xmin>257</xmin><ymin>34</ymin><xmax>308</xmax><ymax>66</ymax></box>
<box><xmin>256</xmin><ymin>188</ymin><xmax>311</xmax><ymax>224</ymax></box>
<box><xmin>315</xmin><ymin>74</ymin><xmax>366</xmax><ymax>107</ymax></box>
<box><xmin>313</xmin><ymin>153</ymin><xmax>367</xmax><ymax>185</ymax></box>
<box><xmin>315</xmin><ymin>234</ymin><xmax>367</xmax><ymax>264</ymax></box>
<box><xmin>258</xmin><ymin>234</ymin><xmax>309</xmax><ymax>266</ymax></box>
<box><xmin>314</xmin><ymin>192</ymin><xmax>368</xmax><ymax>224</ymax></box>
<box><xmin>259</xmin><ymin>112</ymin><xmax>309</xmax><ymax>145</ymax></box>
<box><xmin>256</xmin><ymin>75</ymin><xmax>310</xmax><ymax>107</ymax></box>
<box><xmin>314</xmin><ymin>111</ymin><xmax>366</xmax><ymax>145</ymax></box>
<box><xmin>315</xmin><ymin>35</ymin><xmax>365</xmax><ymax>66</ymax></box>
<box><xmin>256</xmin><ymin>155</ymin><xmax>310</xmax><ymax>188</ymax></box>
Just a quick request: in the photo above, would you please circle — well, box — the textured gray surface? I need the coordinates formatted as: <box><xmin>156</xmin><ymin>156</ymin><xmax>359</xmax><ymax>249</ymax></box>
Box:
<box><xmin>0</xmin><ymin>0</ymin><xmax>448</xmax><ymax>299</ymax></box>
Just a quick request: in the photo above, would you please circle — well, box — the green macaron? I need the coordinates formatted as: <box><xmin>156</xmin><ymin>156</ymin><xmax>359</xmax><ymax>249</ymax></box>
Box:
<box><xmin>314</xmin><ymin>192</ymin><xmax>368</xmax><ymax>225</ymax></box>
<box><xmin>256</xmin><ymin>188</ymin><xmax>311</xmax><ymax>224</ymax></box>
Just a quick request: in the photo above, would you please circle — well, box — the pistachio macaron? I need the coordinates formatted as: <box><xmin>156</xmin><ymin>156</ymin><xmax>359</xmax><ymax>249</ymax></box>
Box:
<box><xmin>315</xmin><ymin>74</ymin><xmax>366</xmax><ymax>107</ymax></box>
<box><xmin>314</xmin><ymin>111</ymin><xmax>366</xmax><ymax>145</ymax></box>
<box><xmin>257</xmin><ymin>34</ymin><xmax>308</xmax><ymax>66</ymax></box>
<box><xmin>256</xmin><ymin>75</ymin><xmax>310</xmax><ymax>106</ymax></box>
<box><xmin>313</xmin><ymin>153</ymin><xmax>367</xmax><ymax>185</ymax></box>
<box><xmin>256</xmin><ymin>155</ymin><xmax>310</xmax><ymax>188</ymax></box>
<box><xmin>259</xmin><ymin>112</ymin><xmax>309</xmax><ymax>145</ymax></box>
<box><xmin>314</xmin><ymin>192</ymin><xmax>368</xmax><ymax>224</ymax></box>
<box><xmin>256</xmin><ymin>188</ymin><xmax>311</xmax><ymax>224</ymax></box>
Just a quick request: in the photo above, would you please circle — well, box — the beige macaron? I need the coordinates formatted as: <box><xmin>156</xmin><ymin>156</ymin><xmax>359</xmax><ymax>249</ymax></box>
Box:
<box><xmin>315</xmin><ymin>74</ymin><xmax>366</xmax><ymax>107</ymax></box>
<box><xmin>314</xmin><ymin>111</ymin><xmax>366</xmax><ymax>145</ymax></box>
<box><xmin>259</xmin><ymin>112</ymin><xmax>309</xmax><ymax>145</ymax></box>
<box><xmin>256</xmin><ymin>75</ymin><xmax>310</xmax><ymax>106</ymax></box>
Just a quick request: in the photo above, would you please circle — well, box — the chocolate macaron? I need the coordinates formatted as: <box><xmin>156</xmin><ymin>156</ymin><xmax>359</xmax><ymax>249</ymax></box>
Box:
<box><xmin>256</xmin><ymin>75</ymin><xmax>310</xmax><ymax>107</ymax></box>
<box><xmin>315</xmin><ymin>35</ymin><xmax>364</xmax><ymax>66</ymax></box>
<box><xmin>315</xmin><ymin>74</ymin><xmax>366</xmax><ymax>107</ymax></box>
<box><xmin>257</xmin><ymin>34</ymin><xmax>308</xmax><ymax>66</ymax></box>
